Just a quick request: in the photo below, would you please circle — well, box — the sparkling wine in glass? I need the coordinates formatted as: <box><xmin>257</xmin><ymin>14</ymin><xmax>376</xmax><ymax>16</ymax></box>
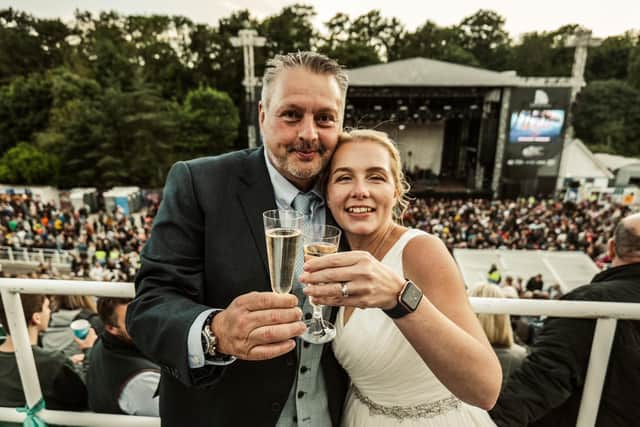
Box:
<box><xmin>263</xmin><ymin>209</ymin><xmax>304</xmax><ymax>294</ymax></box>
<box><xmin>301</xmin><ymin>224</ymin><xmax>341</xmax><ymax>344</ymax></box>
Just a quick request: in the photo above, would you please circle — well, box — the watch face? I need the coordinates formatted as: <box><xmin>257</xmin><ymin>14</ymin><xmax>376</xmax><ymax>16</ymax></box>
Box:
<box><xmin>401</xmin><ymin>281</ymin><xmax>423</xmax><ymax>310</ymax></box>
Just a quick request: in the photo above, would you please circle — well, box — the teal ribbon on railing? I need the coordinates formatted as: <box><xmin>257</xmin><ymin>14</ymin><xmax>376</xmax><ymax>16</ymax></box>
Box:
<box><xmin>16</xmin><ymin>398</ymin><xmax>46</xmax><ymax>427</ymax></box>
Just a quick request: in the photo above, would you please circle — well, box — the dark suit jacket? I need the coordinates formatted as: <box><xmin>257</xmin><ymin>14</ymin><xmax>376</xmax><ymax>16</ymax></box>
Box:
<box><xmin>126</xmin><ymin>148</ymin><xmax>348</xmax><ymax>426</ymax></box>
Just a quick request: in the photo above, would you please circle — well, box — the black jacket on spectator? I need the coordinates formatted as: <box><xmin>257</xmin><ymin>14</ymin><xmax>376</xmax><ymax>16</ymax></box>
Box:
<box><xmin>87</xmin><ymin>331</ymin><xmax>159</xmax><ymax>414</ymax></box>
<box><xmin>0</xmin><ymin>346</ymin><xmax>87</xmax><ymax>410</ymax></box>
<box><xmin>490</xmin><ymin>262</ymin><xmax>640</xmax><ymax>427</ymax></box>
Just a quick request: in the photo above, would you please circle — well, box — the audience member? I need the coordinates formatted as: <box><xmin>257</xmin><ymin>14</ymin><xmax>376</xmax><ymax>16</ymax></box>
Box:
<box><xmin>500</xmin><ymin>276</ymin><xmax>519</xmax><ymax>299</ymax></box>
<box><xmin>0</xmin><ymin>294</ymin><xmax>88</xmax><ymax>410</ymax></box>
<box><xmin>470</xmin><ymin>284</ymin><xmax>527</xmax><ymax>390</ymax></box>
<box><xmin>525</xmin><ymin>274</ymin><xmax>544</xmax><ymax>292</ymax></box>
<box><xmin>87</xmin><ymin>297</ymin><xmax>160</xmax><ymax>416</ymax></box>
<box><xmin>490</xmin><ymin>212</ymin><xmax>640</xmax><ymax>426</ymax></box>
<box><xmin>487</xmin><ymin>264</ymin><xmax>502</xmax><ymax>284</ymax></box>
<box><xmin>41</xmin><ymin>295</ymin><xmax>102</xmax><ymax>358</ymax></box>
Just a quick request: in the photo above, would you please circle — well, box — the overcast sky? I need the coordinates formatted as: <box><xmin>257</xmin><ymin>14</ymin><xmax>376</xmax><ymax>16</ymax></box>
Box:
<box><xmin>2</xmin><ymin>0</ymin><xmax>638</xmax><ymax>39</ymax></box>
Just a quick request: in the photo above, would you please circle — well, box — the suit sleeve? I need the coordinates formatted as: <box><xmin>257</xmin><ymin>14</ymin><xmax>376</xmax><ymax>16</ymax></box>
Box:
<box><xmin>126</xmin><ymin>161</ymin><xmax>225</xmax><ymax>387</ymax></box>
<box><xmin>489</xmin><ymin>313</ymin><xmax>596</xmax><ymax>426</ymax></box>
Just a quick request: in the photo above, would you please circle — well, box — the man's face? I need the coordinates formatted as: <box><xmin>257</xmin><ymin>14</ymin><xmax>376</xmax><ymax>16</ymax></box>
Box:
<box><xmin>259</xmin><ymin>67</ymin><xmax>343</xmax><ymax>190</ymax></box>
<box><xmin>34</xmin><ymin>297</ymin><xmax>51</xmax><ymax>333</ymax></box>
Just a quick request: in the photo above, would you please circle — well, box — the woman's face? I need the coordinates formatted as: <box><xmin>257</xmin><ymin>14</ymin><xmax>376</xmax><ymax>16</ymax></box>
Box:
<box><xmin>326</xmin><ymin>140</ymin><xmax>397</xmax><ymax>238</ymax></box>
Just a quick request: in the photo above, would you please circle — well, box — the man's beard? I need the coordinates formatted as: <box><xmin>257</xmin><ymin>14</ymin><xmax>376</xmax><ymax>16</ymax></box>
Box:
<box><xmin>272</xmin><ymin>141</ymin><xmax>330</xmax><ymax>180</ymax></box>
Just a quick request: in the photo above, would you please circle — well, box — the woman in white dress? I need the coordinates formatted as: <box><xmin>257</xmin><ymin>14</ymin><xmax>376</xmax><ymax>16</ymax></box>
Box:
<box><xmin>301</xmin><ymin>130</ymin><xmax>501</xmax><ymax>426</ymax></box>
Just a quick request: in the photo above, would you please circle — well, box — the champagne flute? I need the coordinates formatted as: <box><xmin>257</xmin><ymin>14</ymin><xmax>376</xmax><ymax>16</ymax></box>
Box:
<box><xmin>301</xmin><ymin>224</ymin><xmax>341</xmax><ymax>344</ymax></box>
<box><xmin>263</xmin><ymin>209</ymin><xmax>304</xmax><ymax>294</ymax></box>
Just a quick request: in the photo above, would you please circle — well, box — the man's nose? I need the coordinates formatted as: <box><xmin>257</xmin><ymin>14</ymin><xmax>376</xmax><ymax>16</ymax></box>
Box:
<box><xmin>297</xmin><ymin>115</ymin><xmax>318</xmax><ymax>142</ymax></box>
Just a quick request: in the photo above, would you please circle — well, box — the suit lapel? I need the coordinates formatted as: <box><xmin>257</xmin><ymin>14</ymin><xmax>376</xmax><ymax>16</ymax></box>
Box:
<box><xmin>237</xmin><ymin>148</ymin><xmax>277</xmax><ymax>274</ymax></box>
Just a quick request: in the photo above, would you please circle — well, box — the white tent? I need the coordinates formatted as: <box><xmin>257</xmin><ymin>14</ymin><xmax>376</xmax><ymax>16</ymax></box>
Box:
<box><xmin>593</xmin><ymin>153</ymin><xmax>640</xmax><ymax>186</ymax></box>
<box><xmin>557</xmin><ymin>139</ymin><xmax>612</xmax><ymax>189</ymax></box>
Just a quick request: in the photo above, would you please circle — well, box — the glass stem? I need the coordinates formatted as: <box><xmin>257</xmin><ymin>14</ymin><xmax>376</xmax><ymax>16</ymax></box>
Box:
<box><xmin>312</xmin><ymin>305</ymin><xmax>323</xmax><ymax>319</ymax></box>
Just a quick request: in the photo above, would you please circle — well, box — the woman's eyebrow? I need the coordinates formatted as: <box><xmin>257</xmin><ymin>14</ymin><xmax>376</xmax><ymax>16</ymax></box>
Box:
<box><xmin>331</xmin><ymin>166</ymin><xmax>352</xmax><ymax>175</ymax></box>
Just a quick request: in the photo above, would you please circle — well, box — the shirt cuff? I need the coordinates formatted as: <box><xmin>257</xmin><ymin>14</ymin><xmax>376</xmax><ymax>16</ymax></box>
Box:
<box><xmin>187</xmin><ymin>309</ymin><xmax>236</xmax><ymax>368</ymax></box>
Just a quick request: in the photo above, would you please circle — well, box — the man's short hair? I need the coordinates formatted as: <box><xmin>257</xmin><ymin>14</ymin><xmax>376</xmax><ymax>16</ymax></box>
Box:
<box><xmin>97</xmin><ymin>297</ymin><xmax>132</xmax><ymax>327</ymax></box>
<box><xmin>0</xmin><ymin>294</ymin><xmax>46</xmax><ymax>336</ymax></box>
<box><xmin>614</xmin><ymin>220</ymin><xmax>640</xmax><ymax>258</ymax></box>
<box><xmin>261</xmin><ymin>51</ymin><xmax>348</xmax><ymax>110</ymax></box>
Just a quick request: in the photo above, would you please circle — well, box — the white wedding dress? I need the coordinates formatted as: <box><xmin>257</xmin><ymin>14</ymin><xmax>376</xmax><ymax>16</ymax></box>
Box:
<box><xmin>333</xmin><ymin>229</ymin><xmax>496</xmax><ymax>426</ymax></box>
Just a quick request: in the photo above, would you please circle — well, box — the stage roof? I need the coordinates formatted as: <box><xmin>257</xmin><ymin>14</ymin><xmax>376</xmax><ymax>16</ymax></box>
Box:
<box><xmin>346</xmin><ymin>57</ymin><xmax>521</xmax><ymax>88</ymax></box>
<box><xmin>453</xmin><ymin>248</ymin><xmax>600</xmax><ymax>294</ymax></box>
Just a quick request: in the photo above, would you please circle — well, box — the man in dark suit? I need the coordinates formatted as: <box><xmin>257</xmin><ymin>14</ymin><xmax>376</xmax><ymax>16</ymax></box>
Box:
<box><xmin>126</xmin><ymin>51</ymin><xmax>349</xmax><ymax>426</ymax></box>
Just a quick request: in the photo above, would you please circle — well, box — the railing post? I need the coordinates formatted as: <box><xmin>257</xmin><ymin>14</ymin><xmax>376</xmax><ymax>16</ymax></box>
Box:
<box><xmin>0</xmin><ymin>288</ymin><xmax>44</xmax><ymax>409</ymax></box>
<box><xmin>39</xmin><ymin>249</ymin><xmax>45</xmax><ymax>263</ymax></box>
<box><xmin>7</xmin><ymin>247</ymin><xmax>13</xmax><ymax>262</ymax></box>
<box><xmin>576</xmin><ymin>318</ymin><xmax>617</xmax><ymax>427</ymax></box>
<box><xmin>22</xmin><ymin>248</ymin><xmax>29</xmax><ymax>262</ymax></box>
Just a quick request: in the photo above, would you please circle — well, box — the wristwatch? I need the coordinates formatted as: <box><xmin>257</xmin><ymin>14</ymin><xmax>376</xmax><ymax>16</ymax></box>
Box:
<box><xmin>201</xmin><ymin>311</ymin><xmax>222</xmax><ymax>358</ymax></box>
<box><xmin>383</xmin><ymin>279</ymin><xmax>423</xmax><ymax>319</ymax></box>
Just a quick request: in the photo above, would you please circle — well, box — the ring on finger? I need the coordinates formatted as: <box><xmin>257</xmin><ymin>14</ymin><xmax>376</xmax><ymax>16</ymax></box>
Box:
<box><xmin>341</xmin><ymin>282</ymin><xmax>349</xmax><ymax>298</ymax></box>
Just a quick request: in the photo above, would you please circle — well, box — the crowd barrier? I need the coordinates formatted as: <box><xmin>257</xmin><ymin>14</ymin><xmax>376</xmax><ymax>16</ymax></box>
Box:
<box><xmin>0</xmin><ymin>246</ymin><xmax>73</xmax><ymax>267</ymax></box>
<box><xmin>1</xmin><ymin>278</ymin><xmax>640</xmax><ymax>427</ymax></box>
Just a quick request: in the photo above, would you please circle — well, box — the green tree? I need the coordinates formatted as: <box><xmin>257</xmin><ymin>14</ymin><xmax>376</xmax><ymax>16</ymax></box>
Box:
<box><xmin>319</xmin><ymin>12</ymin><xmax>384</xmax><ymax>67</ymax></box>
<box><xmin>509</xmin><ymin>25</ymin><xmax>578</xmax><ymax>77</ymax></box>
<box><xmin>260</xmin><ymin>4</ymin><xmax>316</xmax><ymax>58</ymax></box>
<box><xmin>0</xmin><ymin>8</ymin><xmax>73</xmax><ymax>83</ymax></box>
<box><xmin>178</xmin><ymin>87</ymin><xmax>239</xmax><ymax>159</ymax></box>
<box><xmin>399</xmin><ymin>20</ymin><xmax>478</xmax><ymax>65</ymax></box>
<box><xmin>587</xmin><ymin>33</ymin><xmax>636</xmax><ymax>81</ymax></box>
<box><xmin>573</xmin><ymin>80</ymin><xmax>640</xmax><ymax>156</ymax></box>
<box><xmin>457</xmin><ymin>9</ymin><xmax>512</xmax><ymax>70</ymax></box>
<box><xmin>0</xmin><ymin>142</ymin><xmax>58</xmax><ymax>184</ymax></box>
<box><xmin>38</xmin><ymin>69</ymin><xmax>178</xmax><ymax>188</ymax></box>
<box><xmin>0</xmin><ymin>72</ymin><xmax>52</xmax><ymax>155</ymax></box>
<box><xmin>125</xmin><ymin>14</ymin><xmax>194</xmax><ymax>100</ymax></box>
<box><xmin>75</xmin><ymin>11</ymin><xmax>139</xmax><ymax>91</ymax></box>
<box><xmin>628</xmin><ymin>44</ymin><xmax>640</xmax><ymax>90</ymax></box>
<box><xmin>349</xmin><ymin>10</ymin><xmax>406</xmax><ymax>62</ymax></box>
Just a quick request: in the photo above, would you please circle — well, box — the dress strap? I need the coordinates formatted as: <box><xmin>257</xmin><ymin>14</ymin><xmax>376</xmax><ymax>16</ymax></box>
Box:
<box><xmin>351</xmin><ymin>384</ymin><xmax>461</xmax><ymax>420</ymax></box>
<box><xmin>382</xmin><ymin>228</ymin><xmax>426</xmax><ymax>263</ymax></box>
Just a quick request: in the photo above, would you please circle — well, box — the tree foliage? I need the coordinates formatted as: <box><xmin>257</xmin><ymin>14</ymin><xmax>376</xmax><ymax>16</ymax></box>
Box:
<box><xmin>0</xmin><ymin>5</ymin><xmax>639</xmax><ymax>187</ymax></box>
<box><xmin>0</xmin><ymin>72</ymin><xmax>52</xmax><ymax>154</ymax></box>
<box><xmin>628</xmin><ymin>44</ymin><xmax>640</xmax><ymax>90</ymax></box>
<box><xmin>457</xmin><ymin>9</ymin><xmax>511</xmax><ymax>70</ymax></box>
<box><xmin>573</xmin><ymin>80</ymin><xmax>640</xmax><ymax>155</ymax></box>
<box><xmin>510</xmin><ymin>25</ymin><xmax>578</xmax><ymax>77</ymax></box>
<box><xmin>178</xmin><ymin>87</ymin><xmax>239</xmax><ymax>160</ymax></box>
<box><xmin>0</xmin><ymin>142</ymin><xmax>58</xmax><ymax>184</ymax></box>
<box><xmin>587</xmin><ymin>33</ymin><xmax>636</xmax><ymax>81</ymax></box>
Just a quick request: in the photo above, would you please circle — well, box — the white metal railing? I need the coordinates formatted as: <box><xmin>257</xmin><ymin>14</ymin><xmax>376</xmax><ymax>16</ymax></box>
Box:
<box><xmin>0</xmin><ymin>279</ymin><xmax>157</xmax><ymax>427</ymax></box>
<box><xmin>0</xmin><ymin>246</ymin><xmax>73</xmax><ymax>266</ymax></box>
<box><xmin>1</xmin><ymin>279</ymin><xmax>640</xmax><ymax>426</ymax></box>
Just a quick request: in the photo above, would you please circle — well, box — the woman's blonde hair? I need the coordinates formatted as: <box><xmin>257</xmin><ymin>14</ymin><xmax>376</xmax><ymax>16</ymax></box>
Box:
<box><xmin>327</xmin><ymin>129</ymin><xmax>411</xmax><ymax>222</ymax></box>
<box><xmin>52</xmin><ymin>295</ymin><xmax>97</xmax><ymax>313</ymax></box>
<box><xmin>470</xmin><ymin>283</ymin><xmax>514</xmax><ymax>347</ymax></box>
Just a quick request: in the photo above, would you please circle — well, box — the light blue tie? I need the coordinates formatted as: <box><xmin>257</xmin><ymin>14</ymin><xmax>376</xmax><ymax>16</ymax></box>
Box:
<box><xmin>291</xmin><ymin>192</ymin><xmax>316</xmax><ymax>221</ymax></box>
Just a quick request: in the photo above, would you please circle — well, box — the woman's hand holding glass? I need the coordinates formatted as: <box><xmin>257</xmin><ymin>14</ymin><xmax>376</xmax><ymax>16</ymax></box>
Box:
<box><xmin>301</xmin><ymin>250</ymin><xmax>405</xmax><ymax>310</ymax></box>
<box><xmin>300</xmin><ymin>224</ymin><xmax>341</xmax><ymax>344</ymax></box>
